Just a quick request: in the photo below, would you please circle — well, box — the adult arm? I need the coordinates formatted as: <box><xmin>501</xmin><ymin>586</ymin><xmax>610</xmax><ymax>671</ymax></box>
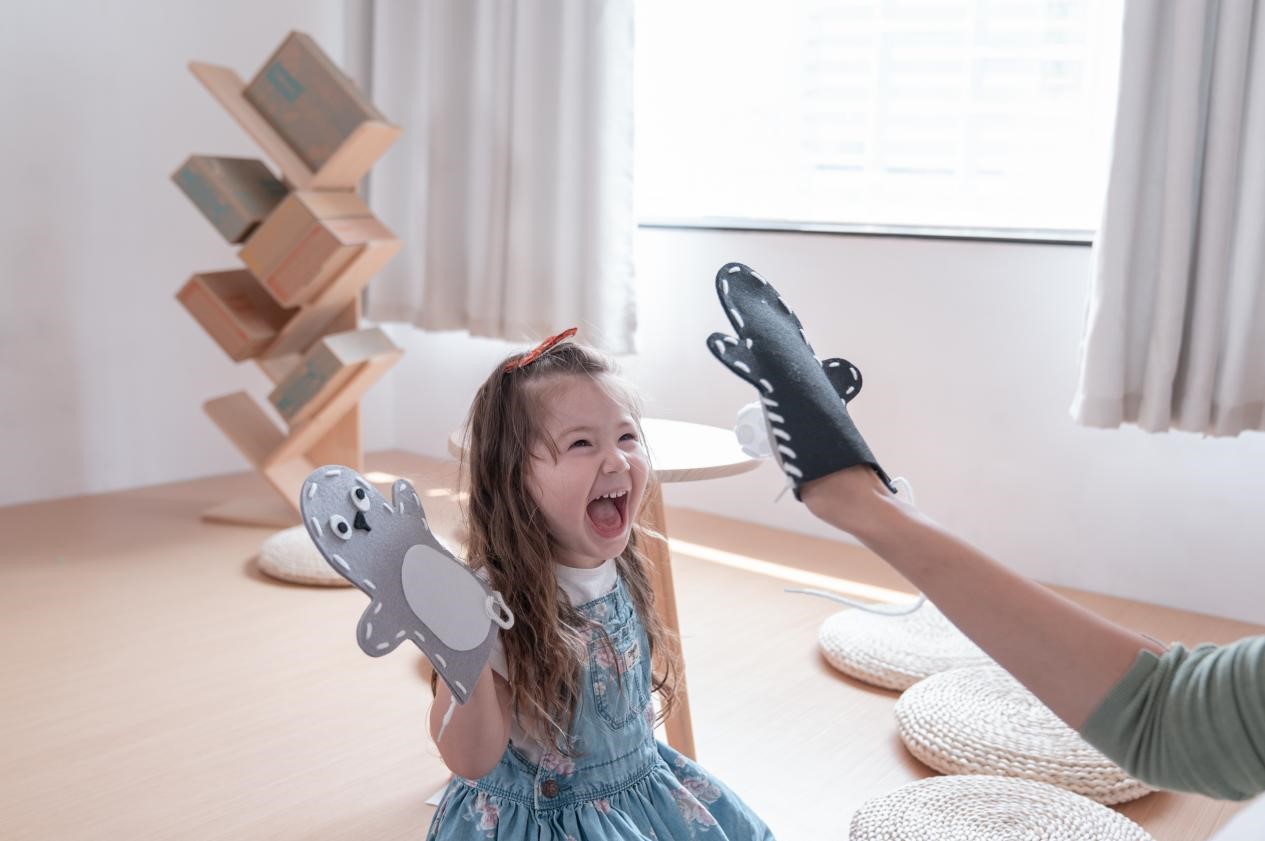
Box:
<box><xmin>803</xmin><ymin>467</ymin><xmax>1265</xmax><ymax>800</ymax></box>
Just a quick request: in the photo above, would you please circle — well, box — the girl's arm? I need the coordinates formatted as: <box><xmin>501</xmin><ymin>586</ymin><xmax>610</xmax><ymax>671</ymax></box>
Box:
<box><xmin>429</xmin><ymin>662</ymin><xmax>512</xmax><ymax>780</ymax></box>
<box><xmin>801</xmin><ymin>466</ymin><xmax>1166</xmax><ymax>730</ymax></box>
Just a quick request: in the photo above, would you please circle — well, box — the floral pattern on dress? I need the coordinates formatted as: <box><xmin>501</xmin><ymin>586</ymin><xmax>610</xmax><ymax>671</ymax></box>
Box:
<box><xmin>671</xmin><ymin>784</ymin><xmax>720</xmax><ymax>834</ymax></box>
<box><xmin>540</xmin><ymin>749</ymin><xmax>577</xmax><ymax>779</ymax></box>
<box><xmin>667</xmin><ymin>755</ymin><xmax>723</xmax><ymax>834</ymax></box>
<box><xmin>675</xmin><ymin>757</ymin><xmax>722</xmax><ymax>803</ymax></box>
<box><xmin>592</xmin><ymin>635</ymin><xmax>640</xmax><ymax>676</ymax></box>
<box><xmin>464</xmin><ymin>792</ymin><xmax>499</xmax><ymax>837</ymax></box>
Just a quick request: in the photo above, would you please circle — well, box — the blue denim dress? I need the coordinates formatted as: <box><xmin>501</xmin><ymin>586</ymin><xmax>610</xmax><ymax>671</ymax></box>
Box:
<box><xmin>427</xmin><ymin>577</ymin><xmax>776</xmax><ymax>840</ymax></box>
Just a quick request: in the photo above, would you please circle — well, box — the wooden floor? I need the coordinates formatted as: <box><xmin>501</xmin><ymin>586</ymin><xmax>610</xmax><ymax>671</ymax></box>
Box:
<box><xmin>3</xmin><ymin>450</ymin><xmax>1260</xmax><ymax>841</ymax></box>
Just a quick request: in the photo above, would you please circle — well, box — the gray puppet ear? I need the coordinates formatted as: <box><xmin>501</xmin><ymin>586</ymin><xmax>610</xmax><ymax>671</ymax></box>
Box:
<box><xmin>392</xmin><ymin>478</ymin><xmax>427</xmax><ymax>522</ymax></box>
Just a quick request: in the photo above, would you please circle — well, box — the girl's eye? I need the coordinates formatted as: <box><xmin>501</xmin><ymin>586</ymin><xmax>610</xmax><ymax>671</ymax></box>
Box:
<box><xmin>569</xmin><ymin>439</ymin><xmax>592</xmax><ymax>449</ymax></box>
<box><xmin>621</xmin><ymin>432</ymin><xmax>639</xmax><ymax>442</ymax></box>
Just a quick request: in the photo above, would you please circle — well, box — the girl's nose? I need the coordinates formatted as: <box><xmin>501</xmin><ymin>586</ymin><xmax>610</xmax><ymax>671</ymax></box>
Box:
<box><xmin>602</xmin><ymin>447</ymin><xmax>630</xmax><ymax>473</ymax></box>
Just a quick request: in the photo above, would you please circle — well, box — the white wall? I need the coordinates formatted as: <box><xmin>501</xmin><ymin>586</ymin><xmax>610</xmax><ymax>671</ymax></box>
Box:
<box><xmin>0</xmin><ymin>0</ymin><xmax>371</xmax><ymax>505</ymax></box>
<box><xmin>5</xmin><ymin>4</ymin><xmax>1262</xmax><ymax>625</ymax></box>
<box><xmin>377</xmin><ymin>228</ymin><xmax>1265</xmax><ymax>626</ymax></box>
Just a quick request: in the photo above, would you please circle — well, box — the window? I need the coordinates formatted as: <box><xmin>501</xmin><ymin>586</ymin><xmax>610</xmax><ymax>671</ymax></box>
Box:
<box><xmin>634</xmin><ymin>0</ymin><xmax>1124</xmax><ymax>238</ymax></box>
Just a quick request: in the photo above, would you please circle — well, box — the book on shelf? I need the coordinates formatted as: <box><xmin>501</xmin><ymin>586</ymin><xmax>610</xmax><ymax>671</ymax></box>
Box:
<box><xmin>239</xmin><ymin>190</ymin><xmax>392</xmax><ymax>308</ymax></box>
<box><xmin>245</xmin><ymin>31</ymin><xmax>388</xmax><ymax>172</ymax></box>
<box><xmin>177</xmin><ymin>269</ymin><xmax>295</xmax><ymax>362</ymax></box>
<box><xmin>268</xmin><ymin>327</ymin><xmax>401</xmax><ymax>425</ymax></box>
<box><xmin>171</xmin><ymin>156</ymin><xmax>287</xmax><ymax>243</ymax></box>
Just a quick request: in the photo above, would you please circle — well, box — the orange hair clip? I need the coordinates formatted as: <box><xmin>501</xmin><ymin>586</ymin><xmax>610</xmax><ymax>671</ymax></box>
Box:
<box><xmin>504</xmin><ymin>327</ymin><xmax>579</xmax><ymax>373</ymax></box>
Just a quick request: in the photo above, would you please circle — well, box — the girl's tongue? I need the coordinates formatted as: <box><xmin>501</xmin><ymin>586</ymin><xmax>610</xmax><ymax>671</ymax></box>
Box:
<box><xmin>586</xmin><ymin>495</ymin><xmax>625</xmax><ymax>539</ymax></box>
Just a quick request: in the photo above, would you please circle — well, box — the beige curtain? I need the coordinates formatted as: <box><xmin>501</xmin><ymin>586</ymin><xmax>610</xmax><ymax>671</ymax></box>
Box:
<box><xmin>1072</xmin><ymin>0</ymin><xmax>1265</xmax><ymax>435</ymax></box>
<box><xmin>362</xmin><ymin>0</ymin><xmax>637</xmax><ymax>353</ymax></box>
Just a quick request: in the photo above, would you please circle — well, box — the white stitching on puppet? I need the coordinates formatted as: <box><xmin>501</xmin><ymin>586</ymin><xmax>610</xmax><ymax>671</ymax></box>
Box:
<box><xmin>306</xmin><ymin>482</ymin><xmax>318</xmax><ymax>499</ymax></box>
<box><xmin>331</xmin><ymin>553</ymin><xmax>350</xmax><ymax>572</ymax></box>
<box><xmin>777</xmin><ymin>444</ymin><xmax>798</xmax><ymax>460</ymax></box>
<box><xmin>734</xmin><ymin>361</ymin><xmax>751</xmax><ymax>374</ymax></box>
<box><xmin>759</xmin><ymin>378</ymin><xmax>774</xmax><ymax>393</ymax></box>
<box><xmin>729</xmin><ymin>307</ymin><xmax>746</xmax><ymax>329</ymax></box>
<box><xmin>309</xmin><ymin>517</ymin><xmax>323</xmax><ymax>537</ymax></box>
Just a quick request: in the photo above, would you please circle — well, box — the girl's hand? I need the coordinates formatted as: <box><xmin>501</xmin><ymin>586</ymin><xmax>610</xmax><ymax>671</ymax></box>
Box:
<box><xmin>430</xmin><ymin>662</ymin><xmax>512</xmax><ymax>781</ymax></box>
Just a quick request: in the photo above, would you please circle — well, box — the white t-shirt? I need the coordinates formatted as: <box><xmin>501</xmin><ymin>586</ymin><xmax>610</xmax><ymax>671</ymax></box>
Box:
<box><xmin>483</xmin><ymin>558</ymin><xmax>619</xmax><ymax>761</ymax></box>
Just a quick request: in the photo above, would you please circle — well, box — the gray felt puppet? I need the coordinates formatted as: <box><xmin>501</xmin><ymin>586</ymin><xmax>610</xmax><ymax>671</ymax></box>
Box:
<box><xmin>299</xmin><ymin>465</ymin><xmax>514</xmax><ymax>705</ymax></box>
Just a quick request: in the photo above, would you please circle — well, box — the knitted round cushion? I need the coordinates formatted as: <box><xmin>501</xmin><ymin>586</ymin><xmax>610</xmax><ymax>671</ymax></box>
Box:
<box><xmin>258</xmin><ymin>525</ymin><xmax>350</xmax><ymax>586</ymax></box>
<box><xmin>818</xmin><ymin>602</ymin><xmax>991</xmax><ymax>690</ymax></box>
<box><xmin>849</xmin><ymin>775</ymin><xmax>1154</xmax><ymax>840</ymax></box>
<box><xmin>894</xmin><ymin>665</ymin><xmax>1153</xmax><ymax>804</ymax></box>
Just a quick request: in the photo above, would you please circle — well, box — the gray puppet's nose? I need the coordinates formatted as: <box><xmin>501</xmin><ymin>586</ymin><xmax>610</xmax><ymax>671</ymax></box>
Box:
<box><xmin>353</xmin><ymin>511</ymin><xmax>371</xmax><ymax>532</ymax></box>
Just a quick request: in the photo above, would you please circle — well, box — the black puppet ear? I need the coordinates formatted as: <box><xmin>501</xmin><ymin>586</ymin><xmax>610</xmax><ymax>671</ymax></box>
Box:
<box><xmin>821</xmin><ymin>358</ymin><xmax>863</xmax><ymax>404</ymax></box>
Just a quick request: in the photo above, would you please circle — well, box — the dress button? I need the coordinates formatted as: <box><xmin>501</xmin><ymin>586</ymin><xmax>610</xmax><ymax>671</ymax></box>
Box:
<box><xmin>541</xmin><ymin>779</ymin><xmax>560</xmax><ymax>798</ymax></box>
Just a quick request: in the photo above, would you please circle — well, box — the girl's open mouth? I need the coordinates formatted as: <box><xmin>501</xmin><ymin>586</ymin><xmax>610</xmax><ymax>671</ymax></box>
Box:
<box><xmin>586</xmin><ymin>490</ymin><xmax>629</xmax><ymax>540</ymax></box>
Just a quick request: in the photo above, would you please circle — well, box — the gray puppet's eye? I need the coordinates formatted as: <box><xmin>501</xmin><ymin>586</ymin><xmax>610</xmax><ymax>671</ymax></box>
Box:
<box><xmin>329</xmin><ymin>514</ymin><xmax>353</xmax><ymax>541</ymax></box>
<box><xmin>350</xmin><ymin>486</ymin><xmax>370</xmax><ymax>512</ymax></box>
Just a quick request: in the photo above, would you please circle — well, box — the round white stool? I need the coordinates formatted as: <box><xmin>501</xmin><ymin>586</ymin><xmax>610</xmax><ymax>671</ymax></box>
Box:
<box><xmin>849</xmin><ymin>775</ymin><xmax>1154</xmax><ymax>840</ymax></box>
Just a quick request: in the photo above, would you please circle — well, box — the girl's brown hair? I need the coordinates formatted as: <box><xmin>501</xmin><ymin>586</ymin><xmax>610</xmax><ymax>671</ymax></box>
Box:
<box><xmin>456</xmin><ymin>341</ymin><xmax>680</xmax><ymax>754</ymax></box>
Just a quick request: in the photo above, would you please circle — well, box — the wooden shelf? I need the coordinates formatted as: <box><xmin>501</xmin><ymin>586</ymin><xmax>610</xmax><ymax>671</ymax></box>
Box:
<box><xmin>181</xmin><ymin>34</ymin><xmax>402</xmax><ymax>527</ymax></box>
<box><xmin>177</xmin><ymin>270</ymin><xmax>295</xmax><ymax>362</ymax></box>
<box><xmin>265</xmin><ymin>344</ymin><xmax>402</xmax><ymax>467</ymax></box>
<box><xmin>203</xmin><ymin>390</ymin><xmax>318</xmax><ymax>514</ymax></box>
<box><xmin>204</xmin><ymin>391</ymin><xmax>286</xmax><ymax>468</ymax></box>
<box><xmin>189</xmin><ymin>62</ymin><xmax>313</xmax><ymax>187</ymax></box>
<box><xmin>269</xmin><ymin>327</ymin><xmax>399</xmax><ymax>425</ymax></box>
<box><xmin>260</xmin><ymin>235</ymin><xmax>401</xmax><ymax>359</ymax></box>
<box><xmin>188</xmin><ymin>61</ymin><xmax>400</xmax><ymax>191</ymax></box>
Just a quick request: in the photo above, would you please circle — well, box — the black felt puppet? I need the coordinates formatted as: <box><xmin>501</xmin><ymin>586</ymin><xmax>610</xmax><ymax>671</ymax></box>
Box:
<box><xmin>706</xmin><ymin>261</ymin><xmax>896</xmax><ymax>499</ymax></box>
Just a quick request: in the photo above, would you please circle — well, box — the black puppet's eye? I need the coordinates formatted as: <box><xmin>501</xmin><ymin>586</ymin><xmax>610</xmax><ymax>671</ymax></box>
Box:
<box><xmin>330</xmin><ymin>514</ymin><xmax>353</xmax><ymax>540</ymax></box>
<box><xmin>350</xmin><ymin>485</ymin><xmax>371</xmax><ymax>512</ymax></box>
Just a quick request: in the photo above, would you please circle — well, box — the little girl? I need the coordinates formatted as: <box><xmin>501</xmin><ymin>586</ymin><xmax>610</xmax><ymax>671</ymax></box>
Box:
<box><xmin>426</xmin><ymin>331</ymin><xmax>774</xmax><ymax>840</ymax></box>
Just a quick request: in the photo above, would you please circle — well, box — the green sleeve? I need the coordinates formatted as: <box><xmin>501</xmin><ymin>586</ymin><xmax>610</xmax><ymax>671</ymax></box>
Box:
<box><xmin>1079</xmin><ymin>636</ymin><xmax>1265</xmax><ymax>801</ymax></box>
